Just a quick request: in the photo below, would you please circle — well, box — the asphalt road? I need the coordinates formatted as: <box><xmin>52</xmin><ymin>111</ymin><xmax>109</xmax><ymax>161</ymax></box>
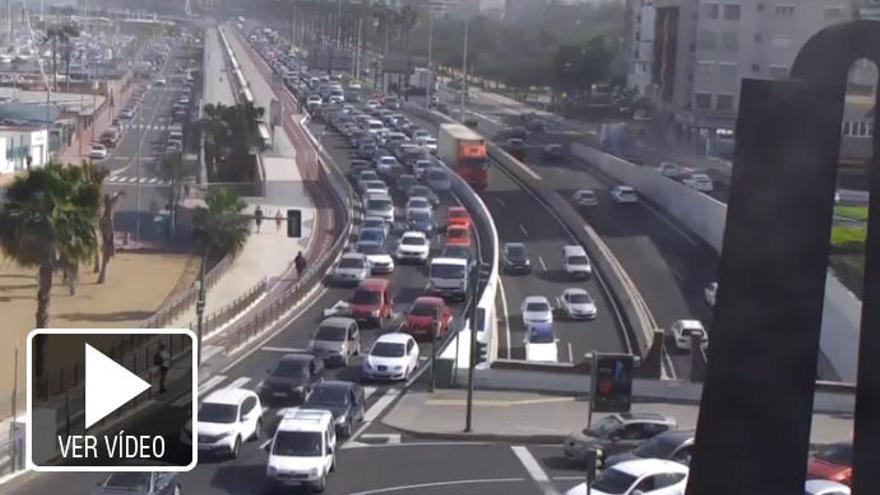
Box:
<box><xmin>422</xmin><ymin>89</ymin><xmax>720</xmax><ymax>378</ymax></box>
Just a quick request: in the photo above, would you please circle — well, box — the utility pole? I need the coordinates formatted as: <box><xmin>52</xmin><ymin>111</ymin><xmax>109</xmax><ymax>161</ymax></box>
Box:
<box><xmin>459</xmin><ymin>19</ymin><xmax>469</xmax><ymax>123</ymax></box>
<box><xmin>464</xmin><ymin>260</ymin><xmax>480</xmax><ymax>432</ymax></box>
<box><xmin>196</xmin><ymin>257</ymin><xmax>206</xmax><ymax>364</ymax></box>
<box><xmin>426</xmin><ymin>11</ymin><xmax>433</xmax><ymax>105</ymax></box>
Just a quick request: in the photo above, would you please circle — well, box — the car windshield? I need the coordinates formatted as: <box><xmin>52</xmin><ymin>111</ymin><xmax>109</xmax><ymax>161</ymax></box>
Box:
<box><xmin>528</xmin><ymin>329</ymin><xmax>555</xmax><ymax>344</ymax></box>
<box><xmin>198</xmin><ymin>402</ymin><xmax>238</xmax><ymax>424</ymax></box>
<box><xmin>428</xmin><ymin>171</ymin><xmax>447</xmax><ymax>181</ymax></box>
<box><xmin>367</xmin><ymin>199</ymin><xmax>392</xmax><ymax>210</ymax></box>
<box><xmin>360</xmin><ymin>229</ymin><xmax>384</xmax><ymax>241</ymax></box>
<box><xmin>409</xmin><ymin>211</ymin><xmax>431</xmax><ymax>222</ymax></box>
<box><xmin>409</xmin><ymin>200</ymin><xmax>429</xmax><ymax>209</ymax></box>
<box><xmin>338</xmin><ymin>257</ymin><xmax>365</xmax><ymax>269</ymax></box>
<box><xmin>526</xmin><ymin>302</ymin><xmax>549</xmax><ymax>312</ymax></box>
<box><xmin>411</xmin><ymin>187</ymin><xmax>430</xmax><ymax>196</ymax></box>
<box><xmin>306</xmin><ymin>386</ymin><xmax>349</xmax><ymax>407</ymax></box>
<box><xmin>272</xmin><ymin>431</ymin><xmax>322</xmax><ymax>457</ymax></box>
<box><xmin>402</xmin><ymin>236</ymin><xmax>425</xmax><ymax>246</ymax></box>
<box><xmin>633</xmin><ymin>435</ymin><xmax>681</xmax><ymax>458</ymax></box>
<box><xmin>568</xmin><ymin>256</ymin><xmax>589</xmax><ymax>265</ymax></box>
<box><xmin>569</xmin><ymin>293</ymin><xmax>592</xmax><ymax>304</ymax></box>
<box><xmin>448</xmin><ymin>229</ymin><xmax>467</xmax><ymax>239</ymax></box>
<box><xmin>587</xmin><ymin>415</ymin><xmax>623</xmax><ymax>437</ymax></box>
<box><xmin>815</xmin><ymin>443</ymin><xmax>852</xmax><ymax>465</ymax></box>
<box><xmin>315</xmin><ymin>325</ymin><xmax>346</xmax><ymax>341</ymax></box>
<box><xmin>371</xmin><ymin>342</ymin><xmax>405</xmax><ymax>357</ymax></box>
<box><xmin>506</xmin><ymin>245</ymin><xmax>526</xmax><ymax>257</ymax></box>
<box><xmin>591</xmin><ymin>468</ymin><xmax>637</xmax><ymax>494</ymax></box>
<box><xmin>411</xmin><ymin>302</ymin><xmax>438</xmax><ymax>316</ymax></box>
<box><xmin>273</xmin><ymin>359</ymin><xmax>307</xmax><ymax>378</ymax></box>
<box><xmin>103</xmin><ymin>473</ymin><xmax>150</xmax><ymax>489</ymax></box>
<box><xmin>357</xmin><ymin>244</ymin><xmax>385</xmax><ymax>255</ymax></box>
<box><xmin>431</xmin><ymin>263</ymin><xmax>465</xmax><ymax>279</ymax></box>
<box><xmin>352</xmin><ymin>289</ymin><xmax>381</xmax><ymax>305</ymax></box>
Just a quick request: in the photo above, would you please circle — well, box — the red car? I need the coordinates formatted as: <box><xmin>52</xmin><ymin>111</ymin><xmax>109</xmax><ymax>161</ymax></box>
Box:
<box><xmin>445</xmin><ymin>206</ymin><xmax>471</xmax><ymax>228</ymax></box>
<box><xmin>404</xmin><ymin>296</ymin><xmax>452</xmax><ymax>339</ymax></box>
<box><xmin>349</xmin><ymin>278</ymin><xmax>393</xmax><ymax>326</ymax></box>
<box><xmin>807</xmin><ymin>441</ymin><xmax>852</xmax><ymax>486</ymax></box>
<box><xmin>445</xmin><ymin>225</ymin><xmax>472</xmax><ymax>247</ymax></box>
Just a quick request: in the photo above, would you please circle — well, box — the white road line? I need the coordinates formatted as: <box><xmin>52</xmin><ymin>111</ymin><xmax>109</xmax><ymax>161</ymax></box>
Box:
<box><xmin>200</xmin><ymin>345</ymin><xmax>223</xmax><ymax>362</ymax></box>
<box><xmin>344</xmin><ymin>478</ymin><xmax>527</xmax><ymax>495</ymax></box>
<box><xmin>511</xmin><ymin>445</ymin><xmax>558</xmax><ymax>495</ymax></box>
<box><xmin>364</xmin><ymin>389</ymin><xmax>399</xmax><ymax>421</ymax></box>
<box><xmin>538</xmin><ymin>256</ymin><xmax>548</xmax><ymax>272</ymax></box>
<box><xmin>497</xmin><ymin>276</ymin><xmax>512</xmax><ymax>360</ymax></box>
<box><xmin>496</xmin><ymin>197</ymin><xmax>506</xmax><ymax>207</ymax></box>
<box><xmin>519</xmin><ymin>224</ymin><xmax>529</xmax><ymax>237</ymax></box>
<box><xmin>260</xmin><ymin>439</ymin><xmax>272</xmax><ymax>450</ymax></box>
<box><xmin>641</xmin><ymin>201</ymin><xmax>699</xmax><ymax>247</ymax></box>
<box><xmin>567</xmin><ymin>342</ymin><xmax>573</xmax><ymax>363</ymax></box>
<box><xmin>197</xmin><ymin>374</ymin><xmax>227</xmax><ymax>396</ymax></box>
<box><xmin>170</xmin><ymin>394</ymin><xmax>191</xmax><ymax>408</ymax></box>
<box><xmin>261</xmin><ymin>346</ymin><xmax>307</xmax><ymax>353</ymax></box>
<box><xmin>363</xmin><ymin>386</ymin><xmax>378</xmax><ymax>401</ymax></box>
<box><xmin>226</xmin><ymin>377</ymin><xmax>251</xmax><ymax>389</ymax></box>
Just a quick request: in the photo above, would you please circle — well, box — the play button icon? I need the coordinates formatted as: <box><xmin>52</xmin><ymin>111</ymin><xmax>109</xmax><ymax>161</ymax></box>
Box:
<box><xmin>27</xmin><ymin>328</ymin><xmax>197</xmax><ymax>471</ymax></box>
<box><xmin>84</xmin><ymin>344</ymin><xmax>151</xmax><ymax>429</ymax></box>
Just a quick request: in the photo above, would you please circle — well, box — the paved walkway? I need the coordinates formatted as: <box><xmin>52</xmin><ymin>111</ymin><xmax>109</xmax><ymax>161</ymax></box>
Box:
<box><xmin>382</xmin><ymin>388</ymin><xmax>854</xmax><ymax>447</ymax></box>
<box><xmin>203</xmin><ymin>26</ymin><xmax>236</xmax><ymax>107</ymax></box>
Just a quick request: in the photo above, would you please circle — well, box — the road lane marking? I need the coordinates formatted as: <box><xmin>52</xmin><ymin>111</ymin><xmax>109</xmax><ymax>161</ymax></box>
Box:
<box><xmin>227</xmin><ymin>376</ymin><xmax>251</xmax><ymax>389</ymax></box>
<box><xmin>511</xmin><ymin>445</ymin><xmax>559</xmax><ymax>495</ymax></box>
<box><xmin>497</xmin><ymin>276</ymin><xmax>512</xmax><ymax>359</ymax></box>
<box><xmin>363</xmin><ymin>389</ymin><xmax>400</xmax><ymax>421</ymax></box>
<box><xmin>261</xmin><ymin>346</ymin><xmax>308</xmax><ymax>353</ymax></box>
<box><xmin>363</xmin><ymin>386</ymin><xmax>377</xmax><ymax>401</ymax></box>
<box><xmin>640</xmin><ymin>200</ymin><xmax>700</xmax><ymax>247</ymax></box>
<box><xmin>197</xmin><ymin>374</ymin><xmax>227</xmax><ymax>396</ymax></box>
<box><xmin>260</xmin><ymin>439</ymin><xmax>272</xmax><ymax>450</ymax></box>
<box><xmin>345</xmin><ymin>478</ymin><xmax>527</xmax><ymax>495</ymax></box>
<box><xmin>538</xmin><ymin>256</ymin><xmax>547</xmax><ymax>272</ymax></box>
<box><xmin>496</xmin><ymin>197</ymin><xmax>506</xmax><ymax>207</ymax></box>
<box><xmin>519</xmin><ymin>224</ymin><xmax>529</xmax><ymax>237</ymax></box>
<box><xmin>567</xmin><ymin>342</ymin><xmax>573</xmax><ymax>363</ymax></box>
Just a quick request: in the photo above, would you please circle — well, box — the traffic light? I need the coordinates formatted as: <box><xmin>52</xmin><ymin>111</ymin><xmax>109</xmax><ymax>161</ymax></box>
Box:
<box><xmin>591</xmin><ymin>353</ymin><xmax>635</xmax><ymax>413</ymax></box>
<box><xmin>287</xmin><ymin>209</ymin><xmax>302</xmax><ymax>238</ymax></box>
<box><xmin>474</xmin><ymin>340</ymin><xmax>488</xmax><ymax>364</ymax></box>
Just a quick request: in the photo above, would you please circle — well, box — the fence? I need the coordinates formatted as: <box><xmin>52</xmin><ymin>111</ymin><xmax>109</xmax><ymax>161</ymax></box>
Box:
<box><xmin>196</xmin><ymin>277</ymin><xmax>268</xmax><ymax>337</ymax></box>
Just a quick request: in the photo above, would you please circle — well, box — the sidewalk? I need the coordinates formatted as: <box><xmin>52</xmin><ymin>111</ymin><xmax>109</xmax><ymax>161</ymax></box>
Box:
<box><xmin>382</xmin><ymin>389</ymin><xmax>854</xmax><ymax>447</ymax></box>
<box><xmin>204</xmin><ymin>26</ymin><xmax>235</xmax><ymax>107</ymax></box>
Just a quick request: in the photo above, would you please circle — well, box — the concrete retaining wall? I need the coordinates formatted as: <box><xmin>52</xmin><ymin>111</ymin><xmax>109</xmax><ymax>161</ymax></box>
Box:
<box><xmin>571</xmin><ymin>142</ymin><xmax>862</xmax><ymax>383</ymax></box>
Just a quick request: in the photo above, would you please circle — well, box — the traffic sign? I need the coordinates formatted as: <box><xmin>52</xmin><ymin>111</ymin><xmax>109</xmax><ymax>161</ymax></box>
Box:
<box><xmin>590</xmin><ymin>353</ymin><xmax>634</xmax><ymax>413</ymax></box>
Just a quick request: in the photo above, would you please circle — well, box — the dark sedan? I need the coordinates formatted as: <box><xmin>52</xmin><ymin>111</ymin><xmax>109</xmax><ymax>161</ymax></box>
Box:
<box><xmin>259</xmin><ymin>353</ymin><xmax>324</xmax><ymax>404</ymax></box>
<box><xmin>605</xmin><ymin>430</ymin><xmax>695</xmax><ymax>467</ymax></box>
<box><xmin>302</xmin><ymin>381</ymin><xmax>365</xmax><ymax>438</ymax></box>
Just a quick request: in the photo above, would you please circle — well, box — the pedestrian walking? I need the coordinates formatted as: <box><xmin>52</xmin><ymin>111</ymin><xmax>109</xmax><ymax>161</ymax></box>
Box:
<box><xmin>295</xmin><ymin>251</ymin><xmax>307</xmax><ymax>278</ymax></box>
<box><xmin>154</xmin><ymin>344</ymin><xmax>171</xmax><ymax>393</ymax></box>
<box><xmin>275</xmin><ymin>210</ymin><xmax>284</xmax><ymax>232</ymax></box>
<box><xmin>254</xmin><ymin>205</ymin><xmax>264</xmax><ymax>233</ymax></box>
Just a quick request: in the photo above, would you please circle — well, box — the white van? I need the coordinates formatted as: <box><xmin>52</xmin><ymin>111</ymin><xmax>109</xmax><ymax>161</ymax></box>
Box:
<box><xmin>366</xmin><ymin>119</ymin><xmax>385</xmax><ymax>135</ymax></box>
<box><xmin>363</xmin><ymin>192</ymin><xmax>394</xmax><ymax>223</ymax></box>
<box><xmin>562</xmin><ymin>245</ymin><xmax>592</xmax><ymax>279</ymax></box>
<box><xmin>266</xmin><ymin>408</ymin><xmax>336</xmax><ymax>493</ymax></box>
<box><xmin>429</xmin><ymin>257</ymin><xmax>469</xmax><ymax>300</ymax></box>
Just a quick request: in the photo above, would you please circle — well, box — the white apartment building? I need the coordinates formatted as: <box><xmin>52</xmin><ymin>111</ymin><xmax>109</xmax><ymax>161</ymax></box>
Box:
<box><xmin>0</xmin><ymin>126</ymin><xmax>49</xmax><ymax>175</ymax></box>
<box><xmin>650</xmin><ymin>0</ymin><xmax>855</xmax><ymax>143</ymax></box>
<box><xmin>624</xmin><ymin>0</ymin><xmax>657</xmax><ymax>95</ymax></box>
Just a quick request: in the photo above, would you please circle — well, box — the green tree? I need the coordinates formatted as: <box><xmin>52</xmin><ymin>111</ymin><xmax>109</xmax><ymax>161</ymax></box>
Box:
<box><xmin>0</xmin><ymin>164</ymin><xmax>100</xmax><ymax>375</ymax></box>
<box><xmin>192</xmin><ymin>188</ymin><xmax>250</xmax><ymax>273</ymax></box>
<box><xmin>158</xmin><ymin>151</ymin><xmax>189</xmax><ymax>240</ymax></box>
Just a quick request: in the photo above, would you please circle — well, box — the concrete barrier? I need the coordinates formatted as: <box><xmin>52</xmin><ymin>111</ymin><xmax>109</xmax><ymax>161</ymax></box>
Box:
<box><xmin>571</xmin><ymin>142</ymin><xmax>862</xmax><ymax>383</ymax></box>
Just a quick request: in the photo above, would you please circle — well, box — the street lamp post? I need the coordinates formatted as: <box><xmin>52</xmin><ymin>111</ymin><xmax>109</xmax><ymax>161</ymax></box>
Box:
<box><xmin>464</xmin><ymin>259</ymin><xmax>480</xmax><ymax>432</ymax></box>
<box><xmin>430</xmin><ymin>311</ymin><xmax>440</xmax><ymax>393</ymax></box>
<box><xmin>426</xmin><ymin>11</ymin><xmax>433</xmax><ymax>106</ymax></box>
<box><xmin>459</xmin><ymin>18</ymin><xmax>469</xmax><ymax>123</ymax></box>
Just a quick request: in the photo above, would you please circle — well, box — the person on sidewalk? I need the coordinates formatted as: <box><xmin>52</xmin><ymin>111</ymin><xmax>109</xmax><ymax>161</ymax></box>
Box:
<box><xmin>295</xmin><ymin>251</ymin><xmax>307</xmax><ymax>278</ymax></box>
<box><xmin>254</xmin><ymin>205</ymin><xmax>264</xmax><ymax>233</ymax></box>
<box><xmin>154</xmin><ymin>344</ymin><xmax>171</xmax><ymax>393</ymax></box>
<box><xmin>275</xmin><ymin>210</ymin><xmax>283</xmax><ymax>232</ymax></box>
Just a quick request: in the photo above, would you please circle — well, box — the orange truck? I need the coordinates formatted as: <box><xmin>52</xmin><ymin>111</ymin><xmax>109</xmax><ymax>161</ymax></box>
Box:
<box><xmin>437</xmin><ymin>123</ymin><xmax>488</xmax><ymax>190</ymax></box>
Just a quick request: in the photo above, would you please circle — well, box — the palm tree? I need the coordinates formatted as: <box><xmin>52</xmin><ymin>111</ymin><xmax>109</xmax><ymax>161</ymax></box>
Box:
<box><xmin>192</xmin><ymin>188</ymin><xmax>250</xmax><ymax>294</ymax></box>
<box><xmin>158</xmin><ymin>151</ymin><xmax>188</xmax><ymax>240</ymax></box>
<box><xmin>0</xmin><ymin>164</ymin><xmax>100</xmax><ymax>376</ymax></box>
<box><xmin>61</xmin><ymin>23</ymin><xmax>80</xmax><ymax>92</ymax></box>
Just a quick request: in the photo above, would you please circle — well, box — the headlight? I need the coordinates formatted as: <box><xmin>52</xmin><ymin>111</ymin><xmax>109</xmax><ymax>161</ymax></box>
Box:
<box><xmin>371</xmin><ymin>309</ymin><xmax>380</xmax><ymax>317</ymax></box>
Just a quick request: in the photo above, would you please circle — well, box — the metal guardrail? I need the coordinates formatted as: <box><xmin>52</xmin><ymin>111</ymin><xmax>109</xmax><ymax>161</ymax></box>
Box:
<box><xmin>141</xmin><ymin>253</ymin><xmax>234</xmax><ymax>329</ymax></box>
<box><xmin>197</xmin><ymin>276</ymin><xmax>268</xmax><ymax>337</ymax></box>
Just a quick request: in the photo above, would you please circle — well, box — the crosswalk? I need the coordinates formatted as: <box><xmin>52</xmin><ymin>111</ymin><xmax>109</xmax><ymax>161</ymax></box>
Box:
<box><xmin>106</xmin><ymin>175</ymin><xmax>171</xmax><ymax>186</ymax></box>
<box><xmin>171</xmin><ymin>372</ymin><xmax>379</xmax><ymax>408</ymax></box>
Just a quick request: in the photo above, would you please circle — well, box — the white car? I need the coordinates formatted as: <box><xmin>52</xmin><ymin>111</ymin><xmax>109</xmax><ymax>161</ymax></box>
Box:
<box><xmin>328</xmin><ymin>94</ymin><xmax>344</xmax><ymax>105</ymax></box>
<box><xmin>558</xmin><ymin>288</ymin><xmax>597</xmax><ymax>320</ymax></box>
<box><xmin>521</xmin><ymin>296</ymin><xmax>553</xmax><ymax>327</ymax></box>
<box><xmin>524</xmin><ymin>323</ymin><xmax>559</xmax><ymax>363</ymax></box>
<box><xmin>365</xmin><ymin>99</ymin><xmax>381</xmax><ymax>109</ymax></box>
<box><xmin>704</xmin><ymin>282</ymin><xmax>717</xmax><ymax>307</ymax></box>
<box><xmin>682</xmin><ymin>173</ymin><xmax>714</xmax><ymax>192</ymax></box>
<box><xmin>804</xmin><ymin>480</ymin><xmax>851</xmax><ymax>495</ymax></box>
<box><xmin>356</xmin><ymin>242</ymin><xmax>395</xmax><ymax>274</ymax></box>
<box><xmin>306</xmin><ymin>95</ymin><xmax>322</xmax><ymax>107</ymax></box>
<box><xmin>421</xmin><ymin>137</ymin><xmax>438</xmax><ymax>153</ymax></box>
<box><xmin>658</xmin><ymin>161</ymin><xmax>682</xmax><ymax>177</ymax></box>
<box><xmin>395</xmin><ymin>231</ymin><xmax>430</xmax><ymax>263</ymax></box>
<box><xmin>180</xmin><ymin>388</ymin><xmax>263</xmax><ymax>458</ymax></box>
<box><xmin>363</xmin><ymin>193</ymin><xmax>395</xmax><ymax>223</ymax></box>
<box><xmin>266</xmin><ymin>408</ymin><xmax>336</xmax><ymax>493</ymax></box>
<box><xmin>361</xmin><ymin>332</ymin><xmax>419</xmax><ymax>381</ymax></box>
<box><xmin>412</xmin><ymin>129</ymin><xmax>430</xmax><ymax>141</ymax></box>
<box><xmin>332</xmin><ymin>253</ymin><xmax>370</xmax><ymax>285</ymax></box>
<box><xmin>375</xmin><ymin>155</ymin><xmax>398</xmax><ymax>175</ymax></box>
<box><xmin>572</xmin><ymin>189</ymin><xmax>598</xmax><ymax>207</ymax></box>
<box><xmin>413</xmin><ymin>159</ymin><xmax>434</xmax><ymax>179</ymax></box>
<box><xmin>405</xmin><ymin>196</ymin><xmax>432</xmax><ymax>216</ymax></box>
<box><xmin>564</xmin><ymin>459</ymin><xmax>689</xmax><ymax>495</ymax></box>
<box><xmin>89</xmin><ymin>144</ymin><xmax>108</xmax><ymax>159</ymax></box>
<box><xmin>155</xmin><ymin>77</ymin><xmax>167</xmax><ymax>86</ymax></box>
<box><xmin>670</xmin><ymin>319</ymin><xmax>708</xmax><ymax>351</ymax></box>
<box><xmin>611</xmin><ymin>185</ymin><xmax>639</xmax><ymax>204</ymax></box>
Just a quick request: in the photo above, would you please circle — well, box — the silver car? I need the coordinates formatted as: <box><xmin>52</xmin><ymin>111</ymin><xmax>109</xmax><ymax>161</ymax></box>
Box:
<box><xmin>308</xmin><ymin>317</ymin><xmax>361</xmax><ymax>366</ymax></box>
<box><xmin>332</xmin><ymin>253</ymin><xmax>370</xmax><ymax>286</ymax></box>
<box><xmin>93</xmin><ymin>472</ymin><xmax>180</xmax><ymax>495</ymax></box>
<box><xmin>425</xmin><ymin>168</ymin><xmax>452</xmax><ymax>193</ymax></box>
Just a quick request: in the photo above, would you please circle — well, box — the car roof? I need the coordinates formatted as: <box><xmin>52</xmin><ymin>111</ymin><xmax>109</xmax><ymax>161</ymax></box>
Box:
<box><xmin>524</xmin><ymin>295</ymin><xmax>550</xmax><ymax>304</ymax></box>
<box><xmin>617</xmin><ymin>185</ymin><xmax>635</xmax><ymax>191</ymax></box>
<box><xmin>448</xmin><ymin>224</ymin><xmax>468</xmax><ymax>232</ymax></box>
<box><xmin>279</xmin><ymin>353</ymin><xmax>313</xmax><ymax>364</ymax></box>
<box><xmin>448</xmin><ymin>206</ymin><xmax>467</xmax><ymax>214</ymax></box>
<box><xmin>615</xmin><ymin>412</ymin><xmax>676</xmax><ymax>423</ymax></box>
<box><xmin>203</xmin><ymin>387</ymin><xmax>253</xmax><ymax>405</ymax></box>
<box><xmin>320</xmin><ymin>316</ymin><xmax>355</xmax><ymax>328</ymax></box>
<box><xmin>407</xmin><ymin>196</ymin><xmax>430</xmax><ymax>203</ymax></box>
<box><xmin>612</xmin><ymin>458</ymin><xmax>689</xmax><ymax>477</ymax></box>
<box><xmin>563</xmin><ymin>287</ymin><xmax>589</xmax><ymax>296</ymax></box>
<box><xmin>277</xmin><ymin>408</ymin><xmax>333</xmax><ymax>432</ymax></box>
<box><xmin>358</xmin><ymin>278</ymin><xmax>390</xmax><ymax>291</ymax></box>
<box><xmin>375</xmin><ymin>332</ymin><xmax>412</xmax><ymax>344</ymax></box>
<box><xmin>675</xmin><ymin>319</ymin><xmax>705</xmax><ymax>329</ymax></box>
<box><xmin>401</xmin><ymin>230</ymin><xmax>427</xmax><ymax>238</ymax></box>
<box><xmin>413</xmin><ymin>296</ymin><xmax>445</xmax><ymax>307</ymax></box>
<box><xmin>505</xmin><ymin>242</ymin><xmax>526</xmax><ymax>249</ymax></box>
<box><xmin>313</xmin><ymin>380</ymin><xmax>357</xmax><ymax>392</ymax></box>
<box><xmin>432</xmin><ymin>256</ymin><xmax>468</xmax><ymax>266</ymax></box>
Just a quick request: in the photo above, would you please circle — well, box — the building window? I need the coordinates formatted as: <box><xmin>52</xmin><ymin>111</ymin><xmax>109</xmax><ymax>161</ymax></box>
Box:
<box><xmin>717</xmin><ymin>94</ymin><xmax>735</xmax><ymax>110</ymax></box>
<box><xmin>721</xmin><ymin>32</ymin><xmax>738</xmax><ymax>52</ymax></box>
<box><xmin>752</xmin><ymin>63</ymin><xmax>761</xmax><ymax>73</ymax></box>
<box><xmin>769</xmin><ymin>65</ymin><xmax>789</xmax><ymax>78</ymax></box>
<box><xmin>771</xmin><ymin>35</ymin><xmax>792</xmax><ymax>48</ymax></box>
<box><xmin>698</xmin><ymin>30</ymin><xmax>718</xmax><ymax>50</ymax></box>
<box><xmin>842</xmin><ymin>121</ymin><xmax>851</xmax><ymax>135</ymax></box>
<box><xmin>775</xmin><ymin>4</ymin><xmax>795</xmax><ymax>16</ymax></box>
<box><xmin>723</xmin><ymin>4</ymin><xmax>741</xmax><ymax>20</ymax></box>
<box><xmin>704</xmin><ymin>2</ymin><xmax>720</xmax><ymax>19</ymax></box>
<box><xmin>719</xmin><ymin>63</ymin><xmax>738</xmax><ymax>81</ymax></box>
<box><xmin>696</xmin><ymin>61</ymin><xmax>716</xmax><ymax>82</ymax></box>
<box><xmin>695</xmin><ymin>92</ymin><xmax>713</xmax><ymax>109</ymax></box>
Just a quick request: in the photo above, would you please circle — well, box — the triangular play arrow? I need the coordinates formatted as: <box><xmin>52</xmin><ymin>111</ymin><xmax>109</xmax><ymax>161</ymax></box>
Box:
<box><xmin>85</xmin><ymin>344</ymin><xmax>151</xmax><ymax>429</ymax></box>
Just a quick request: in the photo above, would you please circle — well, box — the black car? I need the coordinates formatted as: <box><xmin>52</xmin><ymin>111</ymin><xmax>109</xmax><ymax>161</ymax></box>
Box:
<box><xmin>406</xmin><ymin>185</ymin><xmax>439</xmax><ymax>207</ymax></box>
<box><xmin>259</xmin><ymin>353</ymin><xmax>324</xmax><ymax>403</ymax></box>
<box><xmin>302</xmin><ymin>381</ymin><xmax>366</xmax><ymax>438</ymax></box>
<box><xmin>604</xmin><ymin>430</ymin><xmax>695</xmax><ymax>467</ymax></box>
<box><xmin>502</xmin><ymin>242</ymin><xmax>531</xmax><ymax>274</ymax></box>
<box><xmin>396</xmin><ymin>174</ymin><xmax>419</xmax><ymax>195</ymax></box>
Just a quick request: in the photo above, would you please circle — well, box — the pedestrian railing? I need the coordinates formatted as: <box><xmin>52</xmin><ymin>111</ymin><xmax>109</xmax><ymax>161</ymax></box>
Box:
<box><xmin>197</xmin><ymin>276</ymin><xmax>269</xmax><ymax>338</ymax></box>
